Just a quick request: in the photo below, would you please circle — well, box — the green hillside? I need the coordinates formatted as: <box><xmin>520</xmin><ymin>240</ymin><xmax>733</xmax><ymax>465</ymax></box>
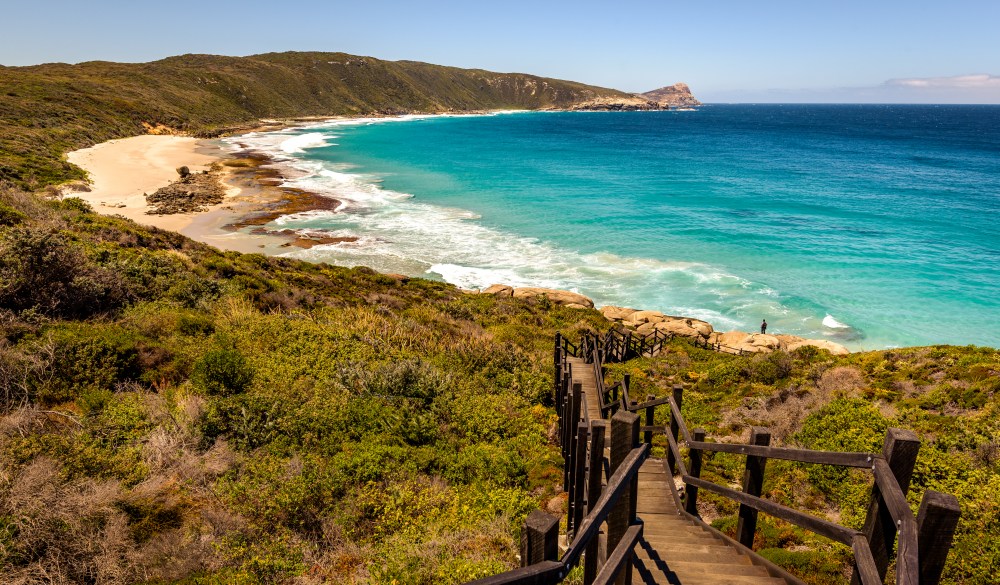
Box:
<box><xmin>0</xmin><ymin>52</ymin><xmax>997</xmax><ymax>584</ymax></box>
<box><xmin>0</xmin><ymin>188</ymin><xmax>997</xmax><ymax>584</ymax></box>
<box><xmin>0</xmin><ymin>51</ymin><xmax>630</xmax><ymax>190</ymax></box>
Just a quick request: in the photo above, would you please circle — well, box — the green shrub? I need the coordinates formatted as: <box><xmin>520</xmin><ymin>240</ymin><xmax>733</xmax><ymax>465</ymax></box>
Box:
<box><xmin>0</xmin><ymin>202</ymin><xmax>27</xmax><ymax>226</ymax></box>
<box><xmin>0</xmin><ymin>227</ymin><xmax>131</xmax><ymax>318</ymax></box>
<box><xmin>33</xmin><ymin>324</ymin><xmax>140</xmax><ymax>405</ymax></box>
<box><xmin>192</xmin><ymin>346</ymin><xmax>254</xmax><ymax>396</ymax></box>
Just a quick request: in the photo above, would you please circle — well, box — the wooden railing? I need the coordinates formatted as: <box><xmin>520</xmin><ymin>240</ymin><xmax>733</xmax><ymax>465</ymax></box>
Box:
<box><xmin>476</xmin><ymin>331</ymin><xmax>961</xmax><ymax>585</ymax></box>
<box><xmin>598</xmin><ymin>330</ymin><xmax>962</xmax><ymax>585</ymax></box>
<box><xmin>469</xmin><ymin>333</ymin><xmax>649</xmax><ymax>585</ymax></box>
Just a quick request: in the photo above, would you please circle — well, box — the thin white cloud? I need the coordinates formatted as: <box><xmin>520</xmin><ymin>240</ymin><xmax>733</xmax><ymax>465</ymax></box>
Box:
<box><xmin>885</xmin><ymin>74</ymin><xmax>1000</xmax><ymax>89</ymax></box>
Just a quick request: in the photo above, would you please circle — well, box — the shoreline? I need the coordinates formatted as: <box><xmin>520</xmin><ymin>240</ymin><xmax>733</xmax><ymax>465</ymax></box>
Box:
<box><xmin>64</xmin><ymin>129</ymin><xmax>357</xmax><ymax>254</ymax></box>
<box><xmin>60</xmin><ymin>118</ymin><xmax>860</xmax><ymax>352</ymax></box>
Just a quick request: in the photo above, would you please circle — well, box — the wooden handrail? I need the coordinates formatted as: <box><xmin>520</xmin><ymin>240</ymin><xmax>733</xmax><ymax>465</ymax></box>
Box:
<box><xmin>545</xmin><ymin>331</ymin><xmax>959</xmax><ymax>585</ymax></box>
<box><xmin>563</xmin><ymin>445</ymin><xmax>648</xmax><ymax>567</ymax></box>
<box><xmin>683</xmin><ymin>475</ymin><xmax>860</xmax><ymax>545</ymax></box>
<box><xmin>592</xmin><ymin>523</ymin><xmax>643</xmax><ymax>585</ymax></box>
<box><xmin>689</xmin><ymin>440</ymin><xmax>877</xmax><ymax>468</ymax></box>
<box><xmin>873</xmin><ymin>458</ymin><xmax>920</xmax><ymax>584</ymax></box>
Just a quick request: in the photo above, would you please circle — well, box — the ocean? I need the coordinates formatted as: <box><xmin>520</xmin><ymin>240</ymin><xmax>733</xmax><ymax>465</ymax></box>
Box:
<box><xmin>226</xmin><ymin>105</ymin><xmax>1000</xmax><ymax>350</ymax></box>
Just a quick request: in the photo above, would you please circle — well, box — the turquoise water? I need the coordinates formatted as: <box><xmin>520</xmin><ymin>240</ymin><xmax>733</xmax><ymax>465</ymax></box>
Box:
<box><xmin>228</xmin><ymin>106</ymin><xmax>1000</xmax><ymax>350</ymax></box>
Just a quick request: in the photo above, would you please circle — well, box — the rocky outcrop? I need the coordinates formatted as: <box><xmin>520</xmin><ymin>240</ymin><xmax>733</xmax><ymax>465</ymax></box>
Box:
<box><xmin>481</xmin><ymin>284</ymin><xmax>514</xmax><ymax>297</ymax></box>
<box><xmin>146</xmin><ymin>163</ymin><xmax>226</xmax><ymax>214</ymax></box>
<box><xmin>511</xmin><ymin>287</ymin><xmax>594</xmax><ymax>309</ymax></box>
<box><xmin>641</xmin><ymin>83</ymin><xmax>702</xmax><ymax>108</ymax></box>
<box><xmin>603</xmin><ymin>310</ymin><xmax>850</xmax><ymax>356</ymax></box>
<box><xmin>569</xmin><ymin>96</ymin><xmax>661</xmax><ymax>111</ymax></box>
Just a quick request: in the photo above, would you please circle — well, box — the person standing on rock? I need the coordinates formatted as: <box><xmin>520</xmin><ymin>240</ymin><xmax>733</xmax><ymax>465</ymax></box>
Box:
<box><xmin>760</xmin><ymin>319</ymin><xmax>767</xmax><ymax>334</ymax></box>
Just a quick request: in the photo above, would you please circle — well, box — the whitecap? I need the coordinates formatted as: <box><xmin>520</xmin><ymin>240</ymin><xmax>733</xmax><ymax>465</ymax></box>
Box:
<box><xmin>279</xmin><ymin>132</ymin><xmax>331</xmax><ymax>154</ymax></box>
<box><xmin>823</xmin><ymin>314</ymin><xmax>851</xmax><ymax>328</ymax></box>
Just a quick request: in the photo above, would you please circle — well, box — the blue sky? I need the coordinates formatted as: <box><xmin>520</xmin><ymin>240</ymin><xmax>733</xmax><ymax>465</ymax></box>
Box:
<box><xmin>4</xmin><ymin>0</ymin><xmax>1000</xmax><ymax>103</ymax></box>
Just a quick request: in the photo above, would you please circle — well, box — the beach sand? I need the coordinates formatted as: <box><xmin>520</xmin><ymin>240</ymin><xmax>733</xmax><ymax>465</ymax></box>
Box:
<box><xmin>65</xmin><ymin>135</ymin><xmax>300</xmax><ymax>253</ymax></box>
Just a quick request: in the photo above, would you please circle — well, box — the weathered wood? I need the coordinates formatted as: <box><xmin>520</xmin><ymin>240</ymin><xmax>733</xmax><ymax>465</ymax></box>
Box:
<box><xmin>592</xmin><ymin>523</ymin><xmax>643</xmax><ymax>585</ymax></box>
<box><xmin>607</xmin><ymin>410</ymin><xmax>639</xmax><ymax>585</ymax></box>
<box><xmin>687</xmin><ymin>440</ymin><xmax>876</xmax><ymax>468</ymax></box>
<box><xmin>565</xmin><ymin>382</ymin><xmax>583</xmax><ymax>495</ymax></box>
<box><xmin>917</xmin><ymin>490</ymin><xmax>961</xmax><ymax>585</ymax></box>
<box><xmin>667</xmin><ymin>385</ymin><xmax>683</xmax><ymax>473</ymax></box>
<box><xmin>572</xmin><ymin>425</ymin><xmax>588</xmax><ymax>535</ymax></box>
<box><xmin>872</xmin><ymin>458</ymin><xmax>920</xmax><ymax>584</ymax></box>
<box><xmin>662</xmin><ymin>422</ymin><xmax>689</xmax><ymax>477</ymax></box>
<box><xmin>521</xmin><ymin>510</ymin><xmax>560</xmax><ymax>567</ymax></box>
<box><xmin>643</xmin><ymin>394</ymin><xmax>655</xmax><ymax>445</ymax></box>
<box><xmin>851</xmin><ymin>534</ymin><xmax>882</xmax><ymax>585</ymax></box>
<box><xmin>685</xmin><ymin>428</ymin><xmax>706</xmax><ymax>516</ymax></box>
<box><xmin>852</xmin><ymin>428</ymin><xmax>920</xmax><ymax>585</ymax></box>
<box><xmin>564</xmin><ymin>445</ymin><xmax>648</xmax><ymax>570</ymax></box>
<box><xmin>683</xmin><ymin>475</ymin><xmax>860</xmax><ymax>545</ymax></box>
<box><xmin>583</xmin><ymin>422</ymin><xmax>607</xmax><ymax>585</ymax></box>
<box><xmin>628</xmin><ymin>396</ymin><xmax>671</xmax><ymax>411</ymax></box>
<box><xmin>736</xmin><ymin>427</ymin><xmax>771</xmax><ymax>549</ymax></box>
<box><xmin>467</xmin><ymin>560</ymin><xmax>563</xmax><ymax>585</ymax></box>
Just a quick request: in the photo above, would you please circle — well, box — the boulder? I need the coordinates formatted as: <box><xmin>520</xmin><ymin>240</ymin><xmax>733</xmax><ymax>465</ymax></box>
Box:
<box><xmin>482</xmin><ymin>284</ymin><xmax>513</xmax><ymax>297</ymax></box>
<box><xmin>636</xmin><ymin>322</ymin><xmax>657</xmax><ymax>335</ymax></box>
<box><xmin>653</xmin><ymin>316</ymin><xmax>714</xmax><ymax>339</ymax></box>
<box><xmin>718</xmin><ymin>331</ymin><xmax>751</xmax><ymax>347</ymax></box>
<box><xmin>786</xmin><ymin>339</ymin><xmax>851</xmax><ymax>356</ymax></box>
<box><xmin>733</xmin><ymin>334</ymin><xmax>784</xmax><ymax>354</ymax></box>
<box><xmin>512</xmin><ymin>287</ymin><xmax>594</xmax><ymax>308</ymax></box>
<box><xmin>600</xmin><ymin>305</ymin><xmax>638</xmax><ymax>321</ymax></box>
<box><xmin>624</xmin><ymin>310</ymin><xmax>665</xmax><ymax>327</ymax></box>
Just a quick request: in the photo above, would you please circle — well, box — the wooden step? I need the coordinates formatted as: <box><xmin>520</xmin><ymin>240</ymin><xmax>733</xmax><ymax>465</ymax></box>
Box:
<box><xmin>635</xmin><ymin>550</ymin><xmax>749</xmax><ymax>567</ymax></box>
<box><xmin>666</xmin><ymin>560</ymin><xmax>771</xmax><ymax>577</ymax></box>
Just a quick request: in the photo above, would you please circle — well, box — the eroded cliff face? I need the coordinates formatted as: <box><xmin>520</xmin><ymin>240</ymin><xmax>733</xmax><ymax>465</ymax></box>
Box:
<box><xmin>641</xmin><ymin>83</ymin><xmax>702</xmax><ymax>107</ymax></box>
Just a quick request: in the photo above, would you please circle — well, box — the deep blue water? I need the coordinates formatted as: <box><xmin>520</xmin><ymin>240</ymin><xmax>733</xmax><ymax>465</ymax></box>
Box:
<box><xmin>230</xmin><ymin>105</ymin><xmax>1000</xmax><ymax>349</ymax></box>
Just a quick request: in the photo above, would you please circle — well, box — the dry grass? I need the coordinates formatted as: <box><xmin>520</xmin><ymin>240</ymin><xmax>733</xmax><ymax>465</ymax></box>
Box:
<box><xmin>721</xmin><ymin>366</ymin><xmax>869</xmax><ymax>444</ymax></box>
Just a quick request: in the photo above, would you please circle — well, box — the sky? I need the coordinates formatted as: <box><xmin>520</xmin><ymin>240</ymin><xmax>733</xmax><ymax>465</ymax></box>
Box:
<box><xmin>4</xmin><ymin>0</ymin><xmax>1000</xmax><ymax>104</ymax></box>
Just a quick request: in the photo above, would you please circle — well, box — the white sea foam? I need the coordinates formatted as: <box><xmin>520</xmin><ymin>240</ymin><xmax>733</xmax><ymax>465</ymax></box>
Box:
<box><xmin>224</xmin><ymin>117</ymin><xmax>822</xmax><ymax>340</ymax></box>
<box><xmin>823</xmin><ymin>314</ymin><xmax>851</xmax><ymax>328</ymax></box>
<box><xmin>279</xmin><ymin>132</ymin><xmax>332</xmax><ymax>154</ymax></box>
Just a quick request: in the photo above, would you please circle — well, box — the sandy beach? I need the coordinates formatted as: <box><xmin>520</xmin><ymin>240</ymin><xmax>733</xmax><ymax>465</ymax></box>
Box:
<box><xmin>66</xmin><ymin>135</ymin><xmax>229</xmax><ymax>231</ymax></box>
<box><xmin>65</xmin><ymin>134</ymin><xmax>312</xmax><ymax>253</ymax></box>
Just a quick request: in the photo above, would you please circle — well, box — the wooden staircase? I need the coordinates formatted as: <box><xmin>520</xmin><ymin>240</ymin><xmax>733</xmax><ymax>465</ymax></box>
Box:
<box><xmin>633</xmin><ymin>460</ymin><xmax>786</xmax><ymax>585</ymax></box>
<box><xmin>568</xmin><ymin>352</ymin><xmax>789</xmax><ymax>584</ymax></box>
<box><xmin>471</xmin><ymin>331</ymin><xmax>961</xmax><ymax>585</ymax></box>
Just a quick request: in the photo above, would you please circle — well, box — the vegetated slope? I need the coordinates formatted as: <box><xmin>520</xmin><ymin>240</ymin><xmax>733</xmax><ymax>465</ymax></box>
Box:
<box><xmin>0</xmin><ymin>185</ymin><xmax>609</xmax><ymax>583</ymax></box>
<box><xmin>605</xmin><ymin>344</ymin><xmax>999</xmax><ymax>585</ymax></box>
<box><xmin>0</xmin><ymin>51</ymin><xmax>632</xmax><ymax>190</ymax></box>
<box><xmin>1</xmin><ymin>186</ymin><xmax>997</xmax><ymax>584</ymax></box>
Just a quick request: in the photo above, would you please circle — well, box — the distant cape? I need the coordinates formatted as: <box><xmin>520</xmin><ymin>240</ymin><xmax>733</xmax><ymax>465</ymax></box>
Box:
<box><xmin>641</xmin><ymin>83</ymin><xmax>702</xmax><ymax>108</ymax></box>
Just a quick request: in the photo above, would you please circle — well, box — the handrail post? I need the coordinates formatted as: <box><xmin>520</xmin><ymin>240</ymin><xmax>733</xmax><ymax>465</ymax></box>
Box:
<box><xmin>736</xmin><ymin>427</ymin><xmax>771</xmax><ymax>549</ymax></box>
<box><xmin>521</xmin><ymin>510</ymin><xmax>560</xmax><ymax>567</ymax></box>
<box><xmin>667</xmin><ymin>385</ymin><xmax>683</xmax><ymax>474</ymax></box>
<box><xmin>554</xmin><ymin>335</ymin><xmax>563</xmax><ymax>413</ymax></box>
<box><xmin>572</xmin><ymin>425</ymin><xmax>588</xmax><ymax>536</ymax></box>
<box><xmin>584</xmin><ymin>421</ymin><xmax>607</xmax><ymax>585</ymax></box>
<box><xmin>565</xmin><ymin>382</ymin><xmax>583</xmax><ymax>506</ymax></box>
<box><xmin>916</xmin><ymin>490</ymin><xmax>961</xmax><ymax>585</ymax></box>
<box><xmin>608</xmin><ymin>411</ymin><xmax>640</xmax><ymax>585</ymax></box>
<box><xmin>644</xmin><ymin>394</ymin><xmax>655</xmax><ymax>445</ymax></box>
<box><xmin>685</xmin><ymin>428</ymin><xmax>706</xmax><ymax>516</ymax></box>
<box><xmin>852</xmin><ymin>428</ymin><xmax>920</xmax><ymax>585</ymax></box>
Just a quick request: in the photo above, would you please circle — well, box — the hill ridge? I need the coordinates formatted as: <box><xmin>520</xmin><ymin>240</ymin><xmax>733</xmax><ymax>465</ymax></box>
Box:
<box><xmin>0</xmin><ymin>51</ymin><xmax>636</xmax><ymax>190</ymax></box>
